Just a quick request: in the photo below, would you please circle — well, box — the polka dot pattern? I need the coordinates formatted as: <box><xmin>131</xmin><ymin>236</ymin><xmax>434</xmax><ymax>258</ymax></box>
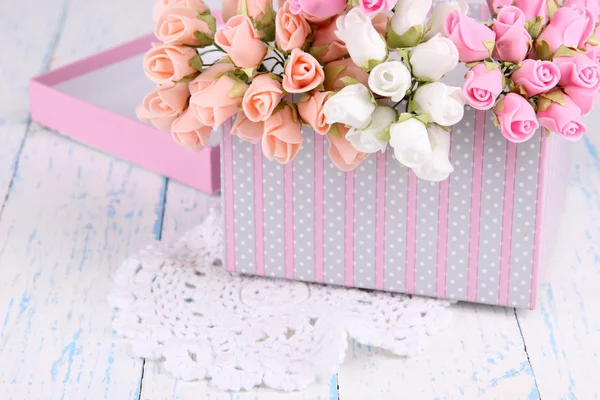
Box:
<box><xmin>323</xmin><ymin>144</ymin><xmax>345</xmax><ymax>286</ymax></box>
<box><xmin>232</xmin><ymin>137</ymin><xmax>255</xmax><ymax>275</ymax></box>
<box><xmin>354</xmin><ymin>155</ymin><xmax>377</xmax><ymax>290</ymax></box>
<box><xmin>263</xmin><ymin>155</ymin><xmax>285</xmax><ymax>278</ymax></box>
<box><xmin>415</xmin><ymin>181</ymin><xmax>439</xmax><ymax>297</ymax></box>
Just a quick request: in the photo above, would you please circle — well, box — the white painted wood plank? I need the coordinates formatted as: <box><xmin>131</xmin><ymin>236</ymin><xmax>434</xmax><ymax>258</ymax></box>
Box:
<box><xmin>516</xmin><ymin>136</ymin><xmax>600</xmax><ymax>399</ymax></box>
<box><xmin>339</xmin><ymin>304</ymin><xmax>539</xmax><ymax>399</ymax></box>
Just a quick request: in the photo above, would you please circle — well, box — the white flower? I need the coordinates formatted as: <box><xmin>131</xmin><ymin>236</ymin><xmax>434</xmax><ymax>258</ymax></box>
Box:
<box><xmin>336</xmin><ymin>8</ymin><xmax>387</xmax><ymax>70</ymax></box>
<box><xmin>346</xmin><ymin>105</ymin><xmax>397</xmax><ymax>153</ymax></box>
<box><xmin>410</xmin><ymin>35</ymin><xmax>459</xmax><ymax>82</ymax></box>
<box><xmin>414</xmin><ymin>124</ymin><xmax>454</xmax><ymax>181</ymax></box>
<box><xmin>368</xmin><ymin>61</ymin><xmax>412</xmax><ymax>102</ymax></box>
<box><xmin>413</xmin><ymin>82</ymin><xmax>465</xmax><ymax>126</ymax></box>
<box><xmin>324</xmin><ymin>83</ymin><xmax>376</xmax><ymax>129</ymax></box>
<box><xmin>424</xmin><ymin>0</ymin><xmax>469</xmax><ymax>41</ymax></box>
<box><xmin>389</xmin><ymin>117</ymin><xmax>432</xmax><ymax>169</ymax></box>
<box><xmin>390</xmin><ymin>0</ymin><xmax>432</xmax><ymax>37</ymax></box>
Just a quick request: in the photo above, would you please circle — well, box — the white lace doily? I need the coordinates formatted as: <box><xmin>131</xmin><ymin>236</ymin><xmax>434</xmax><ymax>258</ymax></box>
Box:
<box><xmin>108</xmin><ymin>211</ymin><xmax>452</xmax><ymax>392</ymax></box>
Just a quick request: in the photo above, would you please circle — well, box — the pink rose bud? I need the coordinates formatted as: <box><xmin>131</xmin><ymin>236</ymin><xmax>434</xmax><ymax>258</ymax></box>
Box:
<box><xmin>359</xmin><ymin>0</ymin><xmax>398</xmax><ymax>16</ymax></box>
<box><xmin>327</xmin><ymin>124</ymin><xmax>368</xmax><ymax>172</ymax></box>
<box><xmin>242</xmin><ymin>74</ymin><xmax>285</xmax><ymax>122</ymax></box>
<box><xmin>537</xmin><ymin>93</ymin><xmax>588</xmax><ymax>141</ymax></box>
<box><xmin>231</xmin><ymin>112</ymin><xmax>265</xmax><ymax>144</ymax></box>
<box><xmin>493</xmin><ymin>93</ymin><xmax>539</xmax><ymax>143</ymax></box>
<box><xmin>537</xmin><ymin>6</ymin><xmax>596</xmax><ymax>53</ymax></box>
<box><xmin>372</xmin><ymin>13</ymin><xmax>391</xmax><ymax>37</ymax></box>
<box><xmin>323</xmin><ymin>58</ymin><xmax>370</xmax><ymax>91</ymax></box>
<box><xmin>143</xmin><ymin>44</ymin><xmax>199</xmax><ymax>85</ymax></box>
<box><xmin>288</xmin><ymin>0</ymin><xmax>347</xmax><ymax>20</ymax></box>
<box><xmin>444</xmin><ymin>11</ymin><xmax>497</xmax><ymax>63</ymax></box>
<box><xmin>155</xmin><ymin>6</ymin><xmax>214</xmax><ymax>46</ymax></box>
<box><xmin>153</xmin><ymin>0</ymin><xmax>208</xmax><ymax>22</ymax></box>
<box><xmin>511</xmin><ymin>59</ymin><xmax>561</xmax><ymax>97</ymax></box>
<box><xmin>492</xmin><ymin>6</ymin><xmax>531</xmax><ymax>63</ymax></box>
<box><xmin>171</xmin><ymin>108</ymin><xmax>213</xmax><ymax>152</ymax></box>
<box><xmin>222</xmin><ymin>0</ymin><xmax>273</xmax><ymax>22</ymax></box>
<box><xmin>189</xmin><ymin>63</ymin><xmax>249</xmax><ymax>128</ymax></box>
<box><xmin>298</xmin><ymin>91</ymin><xmax>332</xmax><ymax>135</ymax></box>
<box><xmin>275</xmin><ymin>2</ymin><xmax>312</xmax><ymax>52</ymax></box>
<box><xmin>563</xmin><ymin>85</ymin><xmax>600</xmax><ymax>116</ymax></box>
<box><xmin>308</xmin><ymin>15</ymin><xmax>349</xmax><ymax>64</ymax></box>
<box><xmin>262</xmin><ymin>104</ymin><xmax>303</xmax><ymax>164</ymax></box>
<box><xmin>215</xmin><ymin>15</ymin><xmax>268</xmax><ymax>69</ymax></box>
<box><xmin>487</xmin><ymin>0</ymin><xmax>548</xmax><ymax>22</ymax></box>
<box><xmin>282</xmin><ymin>49</ymin><xmax>325</xmax><ymax>93</ymax></box>
<box><xmin>463</xmin><ymin>63</ymin><xmax>504</xmax><ymax>111</ymax></box>
<box><xmin>563</xmin><ymin>0</ymin><xmax>600</xmax><ymax>19</ymax></box>
<box><xmin>136</xmin><ymin>82</ymin><xmax>190</xmax><ymax>131</ymax></box>
<box><xmin>555</xmin><ymin>53</ymin><xmax>600</xmax><ymax>91</ymax></box>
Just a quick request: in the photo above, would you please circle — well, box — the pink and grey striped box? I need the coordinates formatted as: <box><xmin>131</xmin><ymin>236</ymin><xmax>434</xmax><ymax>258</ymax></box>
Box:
<box><xmin>220</xmin><ymin>107</ymin><xmax>571</xmax><ymax>309</ymax></box>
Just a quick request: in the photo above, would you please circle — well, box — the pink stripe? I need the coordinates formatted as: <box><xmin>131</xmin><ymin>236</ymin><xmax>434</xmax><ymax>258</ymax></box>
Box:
<box><xmin>254</xmin><ymin>144</ymin><xmax>265</xmax><ymax>276</ymax></box>
<box><xmin>499</xmin><ymin>142</ymin><xmax>518</xmax><ymax>306</ymax></box>
<box><xmin>405</xmin><ymin>171</ymin><xmax>418</xmax><ymax>294</ymax></box>
<box><xmin>314</xmin><ymin>135</ymin><xmax>325</xmax><ymax>283</ymax></box>
<box><xmin>467</xmin><ymin>110</ymin><xmax>486</xmax><ymax>302</ymax></box>
<box><xmin>375</xmin><ymin>152</ymin><xmax>387</xmax><ymax>290</ymax></box>
<box><xmin>344</xmin><ymin>171</ymin><xmax>355</xmax><ymax>287</ymax></box>
<box><xmin>436</xmin><ymin>134</ymin><xmax>452</xmax><ymax>298</ymax></box>
<box><xmin>223</xmin><ymin>122</ymin><xmax>236</xmax><ymax>273</ymax></box>
<box><xmin>284</xmin><ymin>162</ymin><xmax>295</xmax><ymax>280</ymax></box>
<box><xmin>530</xmin><ymin>133</ymin><xmax>548</xmax><ymax>309</ymax></box>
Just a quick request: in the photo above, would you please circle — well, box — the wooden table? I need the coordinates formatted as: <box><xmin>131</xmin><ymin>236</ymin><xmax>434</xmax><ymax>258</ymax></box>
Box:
<box><xmin>1</xmin><ymin>1</ymin><xmax>599</xmax><ymax>398</ymax></box>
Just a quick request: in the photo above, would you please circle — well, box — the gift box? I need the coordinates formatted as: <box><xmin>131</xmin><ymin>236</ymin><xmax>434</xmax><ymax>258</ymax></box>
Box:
<box><xmin>29</xmin><ymin>33</ymin><xmax>221</xmax><ymax>194</ymax></box>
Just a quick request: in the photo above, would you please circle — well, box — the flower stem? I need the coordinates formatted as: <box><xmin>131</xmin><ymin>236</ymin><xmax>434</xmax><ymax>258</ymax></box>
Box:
<box><xmin>198</xmin><ymin>48</ymin><xmax>224</xmax><ymax>56</ymax></box>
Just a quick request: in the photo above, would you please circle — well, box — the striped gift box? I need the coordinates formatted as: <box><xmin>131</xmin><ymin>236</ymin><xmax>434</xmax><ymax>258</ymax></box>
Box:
<box><xmin>221</xmin><ymin>107</ymin><xmax>572</xmax><ymax>309</ymax></box>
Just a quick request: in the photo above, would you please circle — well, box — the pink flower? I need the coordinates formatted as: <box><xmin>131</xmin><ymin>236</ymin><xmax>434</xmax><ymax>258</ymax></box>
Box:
<box><xmin>136</xmin><ymin>82</ymin><xmax>190</xmax><ymax>131</ymax></box>
<box><xmin>153</xmin><ymin>0</ymin><xmax>208</xmax><ymax>22</ymax></box>
<box><xmin>262</xmin><ymin>104</ymin><xmax>303</xmax><ymax>164</ymax></box>
<box><xmin>242</xmin><ymin>74</ymin><xmax>285</xmax><ymax>122</ymax></box>
<box><xmin>537</xmin><ymin>6</ymin><xmax>596</xmax><ymax>53</ymax></box>
<box><xmin>444</xmin><ymin>11</ymin><xmax>496</xmax><ymax>62</ymax></box>
<box><xmin>511</xmin><ymin>59</ymin><xmax>561</xmax><ymax>97</ymax></box>
<box><xmin>143</xmin><ymin>43</ymin><xmax>199</xmax><ymax>84</ymax></box>
<box><xmin>308</xmin><ymin>15</ymin><xmax>349</xmax><ymax>64</ymax></box>
<box><xmin>323</xmin><ymin>58</ymin><xmax>370</xmax><ymax>91</ymax></box>
<box><xmin>231</xmin><ymin>112</ymin><xmax>265</xmax><ymax>144</ymax></box>
<box><xmin>487</xmin><ymin>0</ymin><xmax>548</xmax><ymax>22</ymax></box>
<box><xmin>222</xmin><ymin>0</ymin><xmax>273</xmax><ymax>22</ymax></box>
<box><xmin>327</xmin><ymin>124</ymin><xmax>368</xmax><ymax>171</ymax></box>
<box><xmin>463</xmin><ymin>64</ymin><xmax>504</xmax><ymax>111</ymax></box>
<box><xmin>215</xmin><ymin>15</ymin><xmax>267</xmax><ymax>68</ymax></box>
<box><xmin>563</xmin><ymin>86</ymin><xmax>600</xmax><ymax>115</ymax></box>
<box><xmin>359</xmin><ymin>0</ymin><xmax>398</xmax><ymax>16</ymax></box>
<box><xmin>555</xmin><ymin>53</ymin><xmax>600</xmax><ymax>91</ymax></box>
<box><xmin>275</xmin><ymin>1</ymin><xmax>311</xmax><ymax>52</ymax></box>
<box><xmin>563</xmin><ymin>0</ymin><xmax>600</xmax><ymax>19</ymax></box>
<box><xmin>298</xmin><ymin>91</ymin><xmax>332</xmax><ymax>135</ymax></box>
<box><xmin>288</xmin><ymin>0</ymin><xmax>347</xmax><ymax>20</ymax></box>
<box><xmin>586</xmin><ymin>45</ymin><xmax>600</xmax><ymax>65</ymax></box>
<box><xmin>493</xmin><ymin>93</ymin><xmax>539</xmax><ymax>143</ymax></box>
<box><xmin>155</xmin><ymin>7</ymin><xmax>215</xmax><ymax>46</ymax></box>
<box><xmin>189</xmin><ymin>62</ymin><xmax>249</xmax><ymax>128</ymax></box>
<box><xmin>537</xmin><ymin>94</ymin><xmax>587</xmax><ymax>141</ymax></box>
<box><xmin>282</xmin><ymin>49</ymin><xmax>325</xmax><ymax>93</ymax></box>
<box><xmin>492</xmin><ymin>6</ymin><xmax>531</xmax><ymax>63</ymax></box>
<box><xmin>171</xmin><ymin>108</ymin><xmax>213</xmax><ymax>151</ymax></box>
<box><xmin>372</xmin><ymin>13</ymin><xmax>391</xmax><ymax>37</ymax></box>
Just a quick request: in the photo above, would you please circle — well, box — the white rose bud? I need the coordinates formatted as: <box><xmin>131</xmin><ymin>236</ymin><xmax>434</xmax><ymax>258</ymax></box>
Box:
<box><xmin>389</xmin><ymin>117</ymin><xmax>432</xmax><ymax>169</ymax></box>
<box><xmin>410</xmin><ymin>35</ymin><xmax>459</xmax><ymax>82</ymax></box>
<box><xmin>424</xmin><ymin>0</ymin><xmax>470</xmax><ymax>41</ymax></box>
<box><xmin>413</xmin><ymin>82</ymin><xmax>465</xmax><ymax>126</ymax></box>
<box><xmin>414</xmin><ymin>124</ymin><xmax>454</xmax><ymax>182</ymax></box>
<box><xmin>336</xmin><ymin>8</ymin><xmax>388</xmax><ymax>71</ymax></box>
<box><xmin>324</xmin><ymin>83</ymin><xmax>376</xmax><ymax>129</ymax></box>
<box><xmin>389</xmin><ymin>0</ymin><xmax>432</xmax><ymax>47</ymax></box>
<box><xmin>368</xmin><ymin>61</ymin><xmax>412</xmax><ymax>102</ymax></box>
<box><xmin>346</xmin><ymin>105</ymin><xmax>397</xmax><ymax>154</ymax></box>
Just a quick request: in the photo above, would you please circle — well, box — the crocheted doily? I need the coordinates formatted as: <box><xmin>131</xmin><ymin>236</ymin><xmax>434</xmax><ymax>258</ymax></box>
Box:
<box><xmin>109</xmin><ymin>211</ymin><xmax>452</xmax><ymax>392</ymax></box>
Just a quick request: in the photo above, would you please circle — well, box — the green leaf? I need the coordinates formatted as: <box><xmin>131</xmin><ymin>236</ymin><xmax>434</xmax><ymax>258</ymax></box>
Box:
<box><xmin>525</xmin><ymin>16</ymin><xmax>544</xmax><ymax>40</ymax></box>
<box><xmin>541</xmin><ymin>89</ymin><xmax>567</xmax><ymax>106</ymax></box>
<box><xmin>175</xmin><ymin>72</ymin><xmax>200</xmax><ymax>83</ymax></box>
<box><xmin>397</xmin><ymin>48</ymin><xmax>411</xmax><ymax>61</ymax></box>
<box><xmin>397</xmin><ymin>113</ymin><xmax>414</xmax><ymax>123</ymax></box>
<box><xmin>537</xmin><ymin>96</ymin><xmax>552</xmax><ymax>112</ymax></box>
<box><xmin>347</xmin><ymin>0</ymin><xmax>359</xmax><ymax>6</ymax></box>
<box><xmin>242</xmin><ymin>67</ymin><xmax>256</xmax><ymax>78</ymax></box>
<box><xmin>407</xmin><ymin>98</ymin><xmax>418</xmax><ymax>114</ymax></box>
<box><xmin>554</xmin><ymin>45</ymin><xmax>578</xmax><ymax>58</ymax></box>
<box><xmin>377</xmin><ymin>124</ymin><xmax>391</xmax><ymax>142</ymax></box>
<box><xmin>414</xmin><ymin>114</ymin><xmax>430</xmax><ymax>125</ymax></box>
<box><xmin>194</xmin><ymin>31</ymin><xmax>215</xmax><ymax>47</ymax></box>
<box><xmin>238</xmin><ymin>0</ymin><xmax>248</xmax><ymax>16</ymax></box>
<box><xmin>589</xmin><ymin>36</ymin><xmax>600</xmax><ymax>47</ymax></box>
<box><xmin>535</xmin><ymin>40</ymin><xmax>553</xmax><ymax>61</ymax></box>
<box><xmin>547</xmin><ymin>0</ymin><xmax>559</xmax><ymax>18</ymax></box>
<box><xmin>323</xmin><ymin>65</ymin><xmax>346</xmax><ymax>91</ymax></box>
<box><xmin>387</xmin><ymin>23</ymin><xmax>423</xmax><ymax>49</ymax></box>
<box><xmin>308</xmin><ymin>45</ymin><xmax>328</xmax><ymax>62</ymax></box>
<box><xmin>483</xmin><ymin>40</ymin><xmax>495</xmax><ymax>57</ymax></box>
<box><xmin>362</xmin><ymin>58</ymin><xmax>384</xmax><ymax>72</ymax></box>
<box><xmin>254</xmin><ymin>2</ymin><xmax>276</xmax><ymax>42</ymax></box>
<box><xmin>189</xmin><ymin>54</ymin><xmax>203</xmax><ymax>71</ymax></box>
<box><xmin>197</xmin><ymin>10</ymin><xmax>217</xmax><ymax>35</ymax></box>
<box><xmin>485</xmin><ymin>61</ymin><xmax>499</xmax><ymax>72</ymax></box>
<box><xmin>511</xmin><ymin>84</ymin><xmax>528</xmax><ymax>97</ymax></box>
<box><xmin>465</xmin><ymin>61</ymin><xmax>481</xmax><ymax>69</ymax></box>
<box><xmin>328</xmin><ymin>123</ymin><xmax>340</xmax><ymax>139</ymax></box>
<box><xmin>228</xmin><ymin>80</ymin><xmax>249</xmax><ymax>99</ymax></box>
<box><xmin>340</xmin><ymin>77</ymin><xmax>360</xmax><ymax>86</ymax></box>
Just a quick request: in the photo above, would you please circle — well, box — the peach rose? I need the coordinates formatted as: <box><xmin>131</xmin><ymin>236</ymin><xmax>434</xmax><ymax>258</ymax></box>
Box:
<box><xmin>262</xmin><ymin>104</ymin><xmax>303</xmax><ymax>164</ymax></box>
<box><xmin>155</xmin><ymin>7</ymin><xmax>215</xmax><ymax>46</ymax></box>
<box><xmin>242</xmin><ymin>74</ymin><xmax>285</xmax><ymax>122</ymax></box>
<box><xmin>171</xmin><ymin>108</ymin><xmax>213</xmax><ymax>151</ymax></box>
<box><xmin>153</xmin><ymin>0</ymin><xmax>208</xmax><ymax>21</ymax></box>
<box><xmin>298</xmin><ymin>91</ymin><xmax>332</xmax><ymax>135</ymax></box>
<box><xmin>143</xmin><ymin>43</ymin><xmax>199</xmax><ymax>84</ymax></box>
<box><xmin>372</xmin><ymin>12</ymin><xmax>391</xmax><ymax>37</ymax></box>
<box><xmin>136</xmin><ymin>82</ymin><xmax>190</xmax><ymax>131</ymax></box>
<box><xmin>323</xmin><ymin>58</ymin><xmax>370</xmax><ymax>91</ymax></box>
<box><xmin>231</xmin><ymin>112</ymin><xmax>265</xmax><ymax>144</ymax></box>
<box><xmin>282</xmin><ymin>49</ymin><xmax>325</xmax><ymax>93</ymax></box>
<box><xmin>309</xmin><ymin>15</ymin><xmax>348</xmax><ymax>64</ymax></box>
<box><xmin>327</xmin><ymin>124</ymin><xmax>369</xmax><ymax>171</ymax></box>
<box><xmin>276</xmin><ymin>2</ymin><xmax>311</xmax><ymax>52</ymax></box>
<box><xmin>222</xmin><ymin>0</ymin><xmax>274</xmax><ymax>22</ymax></box>
<box><xmin>215</xmin><ymin>15</ymin><xmax>268</xmax><ymax>69</ymax></box>
<box><xmin>189</xmin><ymin>62</ymin><xmax>249</xmax><ymax>128</ymax></box>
